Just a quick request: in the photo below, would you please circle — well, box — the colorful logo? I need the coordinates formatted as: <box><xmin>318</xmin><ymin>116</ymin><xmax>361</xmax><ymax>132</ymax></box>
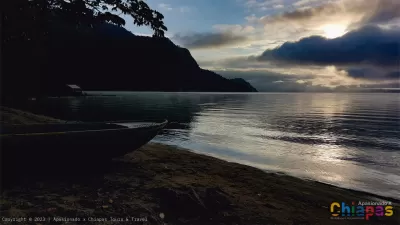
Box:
<box><xmin>330</xmin><ymin>201</ymin><xmax>394</xmax><ymax>220</ymax></box>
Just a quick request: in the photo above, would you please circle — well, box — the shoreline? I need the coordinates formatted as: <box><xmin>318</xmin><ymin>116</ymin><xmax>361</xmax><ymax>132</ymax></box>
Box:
<box><xmin>156</xmin><ymin>142</ymin><xmax>400</xmax><ymax>203</ymax></box>
<box><xmin>1</xmin><ymin>107</ymin><xmax>399</xmax><ymax>224</ymax></box>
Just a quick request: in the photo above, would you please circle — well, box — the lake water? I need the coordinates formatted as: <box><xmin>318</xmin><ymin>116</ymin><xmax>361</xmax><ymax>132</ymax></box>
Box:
<box><xmin>17</xmin><ymin>92</ymin><xmax>400</xmax><ymax>199</ymax></box>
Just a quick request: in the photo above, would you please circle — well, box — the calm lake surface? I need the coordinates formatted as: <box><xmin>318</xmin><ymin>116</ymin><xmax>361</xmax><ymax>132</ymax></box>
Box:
<box><xmin>18</xmin><ymin>92</ymin><xmax>400</xmax><ymax>199</ymax></box>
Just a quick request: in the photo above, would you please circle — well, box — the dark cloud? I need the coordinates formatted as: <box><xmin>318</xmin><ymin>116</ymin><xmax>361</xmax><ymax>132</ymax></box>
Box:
<box><xmin>346</xmin><ymin>68</ymin><xmax>400</xmax><ymax>80</ymax></box>
<box><xmin>385</xmin><ymin>71</ymin><xmax>400</xmax><ymax>79</ymax></box>
<box><xmin>361</xmin><ymin>0</ymin><xmax>400</xmax><ymax>25</ymax></box>
<box><xmin>262</xmin><ymin>0</ymin><xmax>400</xmax><ymax>26</ymax></box>
<box><xmin>257</xmin><ymin>25</ymin><xmax>400</xmax><ymax>67</ymax></box>
<box><xmin>346</xmin><ymin>68</ymin><xmax>376</xmax><ymax>79</ymax></box>
<box><xmin>260</xmin><ymin>0</ymin><xmax>361</xmax><ymax>25</ymax></box>
<box><xmin>172</xmin><ymin>32</ymin><xmax>247</xmax><ymax>49</ymax></box>
<box><xmin>266</xmin><ymin>2</ymin><xmax>343</xmax><ymax>22</ymax></box>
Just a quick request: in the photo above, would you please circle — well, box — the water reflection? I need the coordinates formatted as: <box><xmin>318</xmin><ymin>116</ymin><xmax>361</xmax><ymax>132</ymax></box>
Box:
<box><xmin>18</xmin><ymin>92</ymin><xmax>400</xmax><ymax>199</ymax></box>
<box><xmin>184</xmin><ymin>93</ymin><xmax>399</xmax><ymax>199</ymax></box>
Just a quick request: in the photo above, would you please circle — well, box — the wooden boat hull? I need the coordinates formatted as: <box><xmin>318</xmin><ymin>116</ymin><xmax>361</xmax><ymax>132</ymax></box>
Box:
<box><xmin>0</xmin><ymin>120</ymin><xmax>167</xmax><ymax>178</ymax></box>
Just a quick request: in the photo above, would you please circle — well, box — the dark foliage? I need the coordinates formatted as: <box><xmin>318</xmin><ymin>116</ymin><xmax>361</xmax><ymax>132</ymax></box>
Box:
<box><xmin>3</xmin><ymin>0</ymin><xmax>167</xmax><ymax>40</ymax></box>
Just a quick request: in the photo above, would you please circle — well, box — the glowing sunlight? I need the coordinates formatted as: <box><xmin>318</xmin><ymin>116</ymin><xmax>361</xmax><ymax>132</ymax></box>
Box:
<box><xmin>322</xmin><ymin>24</ymin><xmax>347</xmax><ymax>39</ymax></box>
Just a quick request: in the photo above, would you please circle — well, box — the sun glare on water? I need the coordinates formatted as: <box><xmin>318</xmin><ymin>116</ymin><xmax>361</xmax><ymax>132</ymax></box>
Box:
<box><xmin>322</xmin><ymin>24</ymin><xmax>347</xmax><ymax>39</ymax></box>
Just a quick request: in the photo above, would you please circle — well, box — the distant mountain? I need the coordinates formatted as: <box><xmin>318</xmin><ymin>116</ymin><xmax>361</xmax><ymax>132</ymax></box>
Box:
<box><xmin>3</xmin><ymin>23</ymin><xmax>257</xmax><ymax>98</ymax></box>
<box><xmin>230</xmin><ymin>78</ymin><xmax>258</xmax><ymax>92</ymax></box>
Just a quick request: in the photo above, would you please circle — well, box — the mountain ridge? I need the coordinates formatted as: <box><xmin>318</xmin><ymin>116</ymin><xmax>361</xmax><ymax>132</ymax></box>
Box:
<box><xmin>51</xmin><ymin>23</ymin><xmax>258</xmax><ymax>93</ymax></box>
<box><xmin>2</xmin><ymin>22</ymin><xmax>257</xmax><ymax>99</ymax></box>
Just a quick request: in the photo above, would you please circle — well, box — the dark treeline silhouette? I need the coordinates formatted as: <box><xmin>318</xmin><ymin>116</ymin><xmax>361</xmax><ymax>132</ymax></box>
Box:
<box><xmin>2</xmin><ymin>0</ymin><xmax>257</xmax><ymax>102</ymax></box>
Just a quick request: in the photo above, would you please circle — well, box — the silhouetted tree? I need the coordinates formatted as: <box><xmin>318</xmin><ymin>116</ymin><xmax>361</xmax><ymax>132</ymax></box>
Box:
<box><xmin>3</xmin><ymin>0</ymin><xmax>167</xmax><ymax>43</ymax></box>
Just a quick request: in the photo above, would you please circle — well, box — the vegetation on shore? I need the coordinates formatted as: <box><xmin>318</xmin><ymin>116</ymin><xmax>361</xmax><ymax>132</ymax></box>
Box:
<box><xmin>1</xmin><ymin>108</ymin><xmax>399</xmax><ymax>224</ymax></box>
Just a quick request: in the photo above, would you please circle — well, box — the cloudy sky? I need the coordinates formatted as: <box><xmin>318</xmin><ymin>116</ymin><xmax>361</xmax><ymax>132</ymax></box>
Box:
<box><xmin>126</xmin><ymin>0</ymin><xmax>400</xmax><ymax>92</ymax></box>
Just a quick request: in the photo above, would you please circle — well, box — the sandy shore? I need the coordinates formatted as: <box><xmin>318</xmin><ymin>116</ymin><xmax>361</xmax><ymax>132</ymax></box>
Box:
<box><xmin>1</xmin><ymin>107</ymin><xmax>399</xmax><ymax>224</ymax></box>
